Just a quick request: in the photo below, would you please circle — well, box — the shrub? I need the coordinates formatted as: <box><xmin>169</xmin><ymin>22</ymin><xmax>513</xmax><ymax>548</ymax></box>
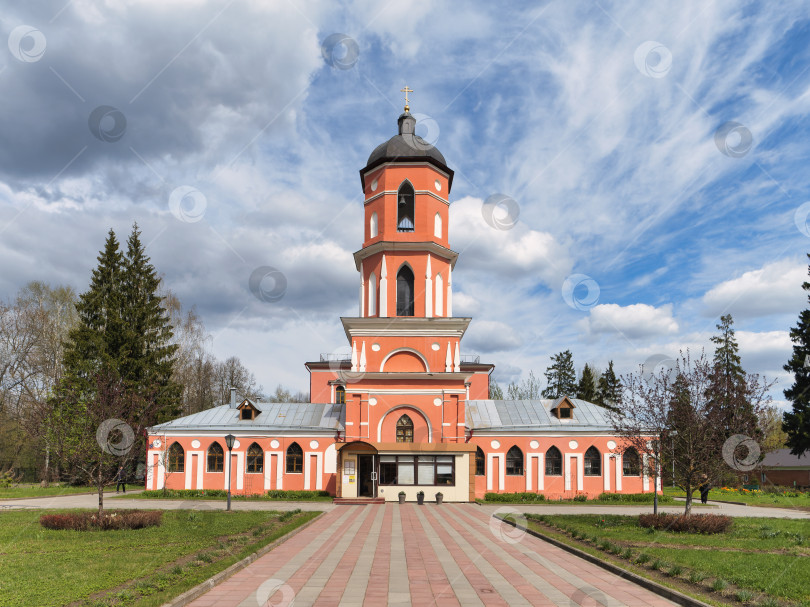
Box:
<box><xmin>621</xmin><ymin>548</ymin><xmax>633</xmax><ymax>559</ymax></box>
<box><xmin>689</xmin><ymin>571</ymin><xmax>707</xmax><ymax>583</ymax></box>
<box><xmin>40</xmin><ymin>510</ymin><xmax>162</xmax><ymax>531</ymax></box>
<box><xmin>484</xmin><ymin>492</ymin><xmax>546</xmax><ymax>503</ymax></box>
<box><xmin>712</xmin><ymin>579</ymin><xmax>728</xmax><ymax>592</ymax></box>
<box><xmin>736</xmin><ymin>590</ymin><xmax>754</xmax><ymax>603</ymax></box>
<box><xmin>597</xmin><ymin>492</ymin><xmax>674</xmax><ymax>504</ymax></box>
<box><xmin>669</xmin><ymin>565</ymin><xmax>683</xmax><ymax>576</ymax></box>
<box><xmin>573</xmin><ymin>494</ymin><xmax>588</xmax><ymax>502</ymax></box>
<box><xmin>636</xmin><ymin>553</ymin><xmax>650</xmax><ymax>564</ymax></box>
<box><xmin>650</xmin><ymin>559</ymin><xmax>664</xmax><ymax>570</ymax></box>
<box><xmin>759</xmin><ymin>598</ymin><xmax>781</xmax><ymax>607</ymax></box>
<box><xmin>278</xmin><ymin>508</ymin><xmax>302</xmax><ymax>522</ymax></box>
<box><xmin>638</xmin><ymin>513</ymin><xmax>732</xmax><ymax>534</ymax></box>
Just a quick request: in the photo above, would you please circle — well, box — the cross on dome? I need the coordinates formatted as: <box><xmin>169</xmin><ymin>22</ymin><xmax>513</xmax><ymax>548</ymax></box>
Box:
<box><xmin>400</xmin><ymin>85</ymin><xmax>413</xmax><ymax>112</ymax></box>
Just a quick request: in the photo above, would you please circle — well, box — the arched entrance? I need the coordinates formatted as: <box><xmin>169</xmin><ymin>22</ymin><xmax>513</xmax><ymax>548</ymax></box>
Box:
<box><xmin>336</xmin><ymin>442</ymin><xmax>379</xmax><ymax>498</ymax></box>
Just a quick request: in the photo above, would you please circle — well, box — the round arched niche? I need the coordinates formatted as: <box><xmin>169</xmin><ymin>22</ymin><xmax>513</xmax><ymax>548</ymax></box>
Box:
<box><xmin>380</xmin><ymin>349</ymin><xmax>428</xmax><ymax>372</ymax></box>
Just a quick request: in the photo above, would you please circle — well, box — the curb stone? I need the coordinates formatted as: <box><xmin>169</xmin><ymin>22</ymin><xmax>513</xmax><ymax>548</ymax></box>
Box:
<box><xmin>500</xmin><ymin>517</ymin><xmax>713</xmax><ymax>607</ymax></box>
<box><xmin>159</xmin><ymin>512</ymin><xmax>323</xmax><ymax>607</ymax></box>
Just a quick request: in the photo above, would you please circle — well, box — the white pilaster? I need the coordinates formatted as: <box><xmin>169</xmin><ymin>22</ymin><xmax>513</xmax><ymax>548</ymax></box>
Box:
<box><xmin>379</xmin><ymin>255</ymin><xmax>388</xmax><ymax>317</ymax></box>
<box><xmin>425</xmin><ymin>255</ymin><xmax>433</xmax><ymax>318</ymax></box>
<box><xmin>447</xmin><ymin>270</ymin><xmax>453</xmax><ymax>316</ymax></box>
<box><xmin>360</xmin><ymin>341</ymin><xmax>367</xmax><ymax>372</ymax></box>
<box><xmin>453</xmin><ymin>342</ymin><xmax>460</xmax><ymax>372</ymax></box>
<box><xmin>359</xmin><ymin>261</ymin><xmax>365</xmax><ymax>317</ymax></box>
<box><xmin>435</xmin><ymin>273</ymin><xmax>444</xmax><ymax>317</ymax></box>
<box><xmin>351</xmin><ymin>341</ymin><xmax>358</xmax><ymax>372</ymax></box>
<box><xmin>445</xmin><ymin>342</ymin><xmax>452</xmax><ymax>372</ymax></box>
<box><xmin>368</xmin><ymin>273</ymin><xmax>376</xmax><ymax>316</ymax></box>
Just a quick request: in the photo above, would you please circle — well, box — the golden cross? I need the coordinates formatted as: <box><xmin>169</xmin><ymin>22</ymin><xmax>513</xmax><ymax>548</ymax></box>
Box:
<box><xmin>401</xmin><ymin>85</ymin><xmax>413</xmax><ymax>111</ymax></box>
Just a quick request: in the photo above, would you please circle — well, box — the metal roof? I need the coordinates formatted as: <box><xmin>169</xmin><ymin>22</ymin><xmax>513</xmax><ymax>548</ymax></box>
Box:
<box><xmin>466</xmin><ymin>399</ymin><xmax>614</xmax><ymax>433</ymax></box>
<box><xmin>149</xmin><ymin>402</ymin><xmax>344</xmax><ymax>433</ymax></box>
<box><xmin>760</xmin><ymin>448</ymin><xmax>810</xmax><ymax>469</ymax></box>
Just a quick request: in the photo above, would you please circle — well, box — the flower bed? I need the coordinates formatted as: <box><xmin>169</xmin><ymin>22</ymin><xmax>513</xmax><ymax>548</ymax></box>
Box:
<box><xmin>40</xmin><ymin>509</ymin><xmax>162</xmax><ymax>531</ymax></box>
<box><xmin>638</xmin><ymin>513</ymin><xmax>732</xmax><ymax>534</ymax></box>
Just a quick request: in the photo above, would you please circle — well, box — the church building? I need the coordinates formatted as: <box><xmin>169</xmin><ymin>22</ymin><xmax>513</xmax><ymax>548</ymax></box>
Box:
<box><xmin>146</xmin><ymin>97</ymin><xmax>659</xmax><ymax>502</ymax></box>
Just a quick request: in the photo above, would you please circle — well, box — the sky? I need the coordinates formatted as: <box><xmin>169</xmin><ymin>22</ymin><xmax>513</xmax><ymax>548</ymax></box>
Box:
<box><xmin>1</xmin><ymin>0</ymin><xmax>809</xmax><ymax>408</ymax></box>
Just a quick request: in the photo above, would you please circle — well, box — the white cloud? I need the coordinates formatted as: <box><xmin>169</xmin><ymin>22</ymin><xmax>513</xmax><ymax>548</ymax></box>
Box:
<box><xmin>702</xmin><ymin>259</ymin><xmax>806</xmax><ymax>319</ymax></box>
<box><xmin>585</xmin><ymin>303</ymin><xmax>679</xmax><ymax>339</ymax></box>
<box><xmin>463</xmin><ymin>320</ymin><xmax>523</xmax><ymax>353</ymax></box>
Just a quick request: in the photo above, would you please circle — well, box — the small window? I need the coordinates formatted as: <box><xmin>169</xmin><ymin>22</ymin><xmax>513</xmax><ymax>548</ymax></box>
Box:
<box><xmin>241</xmin><ymin>407</ymin><xmax>252</xmax><ymax>420</ymax></box>
<box><xmin>335</xmin><ymin>386</ymin><xmax>345</xmax><ymax>404</ymax></box>
<box><xmin>167</xmin><ymin>442</ymin><xmax>184</xmax><ymax>473</ymax></box>
<box><xmin>396</xmin><ymin>415</ymin><xmax>414</xmax><ymax>443</ymax></box>
<box><xmin>506</xmin><ymin>446</ymin><xmax>523</xmax><ymax>475</ymax></box>
<box><xmin>434</xmin><ymin>212</ymin><xmax>442</xmax><ymax>238</ymax></box>
<box><xmin>545</xmin><ymin>446</ymin><xmax>562</xmax><ymax>476</ymax></box>
<box><xmin>286</xmin><ymin>442</ymin><xmax>303</xmax><ymax>473</ymax></box>
<box><xmin>246</xmin><ymin>442</ymin><xmax>263</xmax><ymax>473</ymax></box>
<box><xmin>475</xmin><ymin>447</ymin><xmax>485</xmax><ymax>476</ymax></box>
<box><xmin>622</xmin><ymin>448</ymin><xmax>640</xmax><ymax>476</ymax></box>
<box><xmin>368</xmin><ymin>273</ymin><xmax>377</xmax><ymax>316</ymax></box>
<box><xmin>559</xmin><ymin>407</ymin><xmax>571</xmax><ymax>419</ymax></box>
<box><xmin>207</xmin><ymin>442</ymin><xmax>224</xmax><ymax>473</ymax></box>
<box><xmin>584</xmin><ymin>446</ymin><xmax>601</xmax><ymax>476</ymax></box>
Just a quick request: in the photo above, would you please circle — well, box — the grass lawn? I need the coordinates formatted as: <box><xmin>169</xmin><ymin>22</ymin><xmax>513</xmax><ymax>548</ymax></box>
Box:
<box><xmin>663</xmin><ymin>486</ymin><xmax>810</xmax><ymax>510</ymax></box>
<box><xmin>0</xmin><ymin>484</ymin><xmax>113</xmax><ymax>499</ymax></box>
<box><xmin>116</xmin><ymin>489</ymin><xmax>334</xmax><ymax>501</ymax></box>
<box><xmin>526</xmin><ymin>513</ymin><xmax>810</xmax><ymax>607</ymax></box>
<box><xmin>0</xmin><ymin>507</ymin><xmax>319</xmax><ymax>607</ymax></box>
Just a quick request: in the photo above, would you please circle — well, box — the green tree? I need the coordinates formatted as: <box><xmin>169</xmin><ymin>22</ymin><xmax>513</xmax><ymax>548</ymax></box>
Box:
<box><xmin>784</xmin><ymin>255</ymin><xmax>810</xmax><ymax>456</ymax></box>
<box><xmin>596</xmin><ymin>360</ymin><xmax>620</xmax><ymax>409</ymax></box>
<box><xmin>707</xmin><ymin>314</ymin><xmax>757</xmax><ymax>436</ymax></box>
<box><xmin>542</xmin><ymin>351</ymin><xmax>576</xmax><ymax>399</ymax></box>
<box><xmin>576</xmin><ymin>363</ymin><xmax>597</xmax><ymax>402</ymax></box>
<box><xmin>488</xmin><ymin>379</ymin><xmax>504</xmax><ymax>400</ymax></box>
<box><xmin>121</xmin><ymin>225</ymin><xmax>181</xmax><ymax>421</ymax></box>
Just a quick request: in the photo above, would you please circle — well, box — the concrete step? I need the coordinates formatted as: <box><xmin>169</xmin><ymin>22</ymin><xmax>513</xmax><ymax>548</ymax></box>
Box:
<box><xmin>333</xmin><ymin>497</ymin><xmax>386</xmax><ymax>505</ymax></box>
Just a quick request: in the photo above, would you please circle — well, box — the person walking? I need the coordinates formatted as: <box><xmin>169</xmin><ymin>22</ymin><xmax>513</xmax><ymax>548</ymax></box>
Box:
<box><xmin>699</xmin><ymin>476</ymin><xmax>709</xmax><ymax>504</ymax></box>
<box><xmin>115</xmin><ymin>465</ymin><xmax>126</xmax><ymax>493</ymax></box>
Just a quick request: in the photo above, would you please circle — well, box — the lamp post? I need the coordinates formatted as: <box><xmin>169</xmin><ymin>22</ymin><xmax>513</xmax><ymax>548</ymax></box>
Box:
<box><xmin>225</xmin><ymin>434</ymin><xmax>235</xmax><ymax>511</ymax></box>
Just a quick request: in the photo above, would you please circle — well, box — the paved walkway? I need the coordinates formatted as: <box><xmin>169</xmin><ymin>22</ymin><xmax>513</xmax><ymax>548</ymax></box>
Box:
<box><xmin>187</xmin><ymin>503</ymin><xmax>680</xmax><ymax>607</ymax></box>
<box><xmin>2</xmin><ymin>493</ymin><xmax>808</xmax><ymax>518</ymax></box>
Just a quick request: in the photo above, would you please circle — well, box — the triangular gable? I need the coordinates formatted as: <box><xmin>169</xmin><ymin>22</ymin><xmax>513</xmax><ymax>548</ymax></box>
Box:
<box><xmin>551</xmin><ymin>396</ymin><xmax>576</xmax><ymax>419</ymax></box>
<box><xmin>237</xmin><ymin>399</ymin><xmax>260</xmax><ymax>420</ymax></box>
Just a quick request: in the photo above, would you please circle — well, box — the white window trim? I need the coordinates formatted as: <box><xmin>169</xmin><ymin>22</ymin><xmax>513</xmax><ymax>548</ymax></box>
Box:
<box><xmin>526</xmin><ymin>453</ymin><xmax>544</xmax><ymax>491</ymax></box>
<box><xmin>564</xmin><ymin>453</ymin><xmax>584</xmax><ymax>492</ymax></box>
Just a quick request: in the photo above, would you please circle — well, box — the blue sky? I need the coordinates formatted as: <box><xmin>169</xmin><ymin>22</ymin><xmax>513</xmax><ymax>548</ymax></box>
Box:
<box><xmin>1</xmin><ymin>0</ymin><xmax>809</xmax><ymax>406</ymax></box>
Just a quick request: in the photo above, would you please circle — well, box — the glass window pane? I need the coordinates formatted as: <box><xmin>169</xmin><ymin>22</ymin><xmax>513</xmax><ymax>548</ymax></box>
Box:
<box><xmin>418</xmin><ymin>455</ymin><xmax>435</xmax><ymax>463</ymax></box>
<box><xmin>436</xmin><ymin>467</ymin><xmax>454</xmax><ymax>485</ymax></box>
<box><xmin>380</xmin><ymin>455</ymin><xmax>396</xmax><ymax>462</ymax></box>
<box><xmin>379</xmin><ymin>462</ymin><xmax>397</xmax><ymax>485</ymax></box>
<box><xmin>437</xmin><ymin>464</ymin><xmax>452</xmax><ymax>474</ymax></box>
<box><xmin>436</xmin><ymin>456</ymin><xmax>453</xmax><ymax>463</ymax></box>
<box><xmin>397</xmin><ymin>462</ymin><xmax>414</xmax><ymax>484</ymax></box>
<box><xmin>397</xmin><ymin>456</ymin><xmax>414</xmax><ymax>462</ymax></box>
<box><xmin>418</xmin><ymin>464</ymin><xmax>435</xmax><ymax>484</ymax></box>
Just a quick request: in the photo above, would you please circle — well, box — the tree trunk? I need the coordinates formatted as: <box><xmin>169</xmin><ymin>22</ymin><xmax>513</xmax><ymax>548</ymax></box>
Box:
<box><xmin>684</xmin><ymin>491</ymin><xmax>692</xmax><ymax>515</ymax></box>
<box><xmin>97</xmin><ymin>467</ymin><xmax>104</xmax><ymax>516</ymax></box>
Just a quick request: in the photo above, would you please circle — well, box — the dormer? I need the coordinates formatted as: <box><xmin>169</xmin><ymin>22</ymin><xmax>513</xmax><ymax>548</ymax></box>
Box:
<box><xmin>238</xmin><ymin>400</ymin><xmax>260</xmax><ymax>421</ymax></box>
<box><xmin>551</xmin><ymin>396</ymin><xmax>576</xmax><ymax>420</ymax></box>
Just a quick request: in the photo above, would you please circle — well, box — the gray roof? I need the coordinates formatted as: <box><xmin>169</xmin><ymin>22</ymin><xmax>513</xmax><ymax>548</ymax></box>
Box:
<box><xmin>761</xmin><ymin>448</ymin><xmax>810</xmax><ymax>469</ymax></box>
<box><xmin>150</xmin><ymin>402</ymin><xmax>344</xmax><ymax>433</ymax></box>
<box><xmin>366</xmin><ymin>112</ymin><xmax>448</xmax><ymax>169</ymax></box>
<box><xmin>466</xmin><ymin>399</ymin><xmax>614</xmax><ymax>433</ymax></box>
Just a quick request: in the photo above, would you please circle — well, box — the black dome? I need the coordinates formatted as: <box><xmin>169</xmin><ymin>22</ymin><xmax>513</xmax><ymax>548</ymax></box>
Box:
<box><xmin>361</xmin><ymin>112</ymin><xmax>453</xmax><ymax>192</ymax></box>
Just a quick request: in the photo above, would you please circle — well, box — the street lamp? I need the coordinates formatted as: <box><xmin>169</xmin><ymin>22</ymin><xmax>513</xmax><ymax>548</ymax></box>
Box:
<box><xmin>225</xmin><ymin>434</ymin><xmax>235</xmax><ymax>511</ymax></box>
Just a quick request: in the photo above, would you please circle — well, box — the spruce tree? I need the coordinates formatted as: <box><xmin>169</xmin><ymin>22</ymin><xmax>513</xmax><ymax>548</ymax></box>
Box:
<box><xmin>63</xmin><ymin>229</ymin><xmax>127</xmax><ymax>385</ymax></box>
<box><xmin>596</xmin><ymin>360</ymin><xmax>620</xmax><ymax>409</ymax></box>
<box><xmin>122</xmin><ymin>224</ymin><xmax>182</xmax><ymax>421</ymax></box>
<box><xmin>542</xmin><ymin>351</ymin><xmax>576</xmax><ymax>398</ymax></box>
<box><xmin>784</xmin><ymin>255</ymin><xmax>810</xmax><ymax>456</ymax></box>
<box><xmin>576</xmin><ymin>364</ymin><xmax>597</xmax><ymax>402</ymax></box>
<box><xmin>707</xmin><ymin>314</ymin><xmax>757</xmax><ymax>435</ymax></box>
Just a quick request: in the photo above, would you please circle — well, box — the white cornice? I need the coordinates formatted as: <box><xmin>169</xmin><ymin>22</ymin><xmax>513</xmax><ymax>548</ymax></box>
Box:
<box><xmin>341</xmin><ymin>316</ymin><xmax>470</xmax><ymax>340</ymax></box>
<box><xmin>364</xmin><ymin>189</ymin><xmax>449</xmax><ymax>206</ymax></box>
<box><xmin>353</xmin><ymin>241</ymin><xmax>458</xmax><ymax>271</ymax></box>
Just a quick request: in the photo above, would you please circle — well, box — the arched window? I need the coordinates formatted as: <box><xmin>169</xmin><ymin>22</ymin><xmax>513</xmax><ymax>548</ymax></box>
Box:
<box><xmin>434</xmin><ymin>212</ymin><xmax>442</xmax><ymax>238</ymax></box>
<box><xmin>335</xmin><ymin>386</ymin><xmax>345</xmax><ymax>404</ymax></box>
<box><xmin>475</xmin><ymin>447</ymin><xmax>485</xmax><ymax>476</ymax></box>
<box><xmin>246</xmin><ymin>442</ymin><xmax>263</xmax><ymax>474</ymax></box>
<box><xmin>207</xmin><ymin>442</ymin><xmax>224</xmax><ymax>472</ymax></box>
<box><xmin>584</xmin><ymin>446</ymin><xmax>601</xmax><ymax>476</ymax></box>
<box><xmin>167</xmin><ymin>442</ymin><xmax>184</xmax><ymax>473</ymax></box>
<box><xmin>397</xmin><ymin>182</ymin><xmax>415</xmax><ymax>231</ymax></box>
<box><xmin>545</xmin><ymin>446</ymin><xmax>562</xmax><ymax>476</ymax></box>
<box><xmin>396</xmin><ymin>266</ymin><xmax>414</xmax><ymax>316</ymax></box>
<box><xmin>623</xmin><ymin>447</ymin><xmax>640</xmax><ymax>476</ymax></box>
<box><xmin>506</xmin><ymin>446</ymin><xmax>523</xmax><ymax>475</ymax></box>
<box><xmin>286</xmin><ymin>442</ymin><xmax>303</xmax><ymax>473</ymax></box>
<box><xmin>368</xmin><ymin>273</ymin><xmax>377</xmax><ymax>316</ymax></box>
<box><xmin>396</xmin><ymin>414</ymin><xmax>414</xmax><ymax>443</ymax></box>
<box><xmin>370</xmin><ymin>211</ymin><xmax>378</xmax><ymax>238</ymax></box>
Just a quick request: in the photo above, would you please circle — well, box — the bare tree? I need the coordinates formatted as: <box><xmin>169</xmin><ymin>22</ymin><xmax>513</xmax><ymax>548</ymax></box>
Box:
<box><xmin>31</xmin><ymin>367</ymin><xmax>157</xmax><ymax>514</ymax></box>
<box><xmin>609</xmin><ymin>350</ymin><xmax>770</xmax><ymax>514</ymax></box>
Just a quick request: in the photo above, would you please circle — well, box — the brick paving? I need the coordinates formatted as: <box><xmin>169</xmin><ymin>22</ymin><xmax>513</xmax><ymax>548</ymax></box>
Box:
<box><xmin>187</xmin><ymin>503</ymin><xmax>680</xmax><ymax>607</ymax></box>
